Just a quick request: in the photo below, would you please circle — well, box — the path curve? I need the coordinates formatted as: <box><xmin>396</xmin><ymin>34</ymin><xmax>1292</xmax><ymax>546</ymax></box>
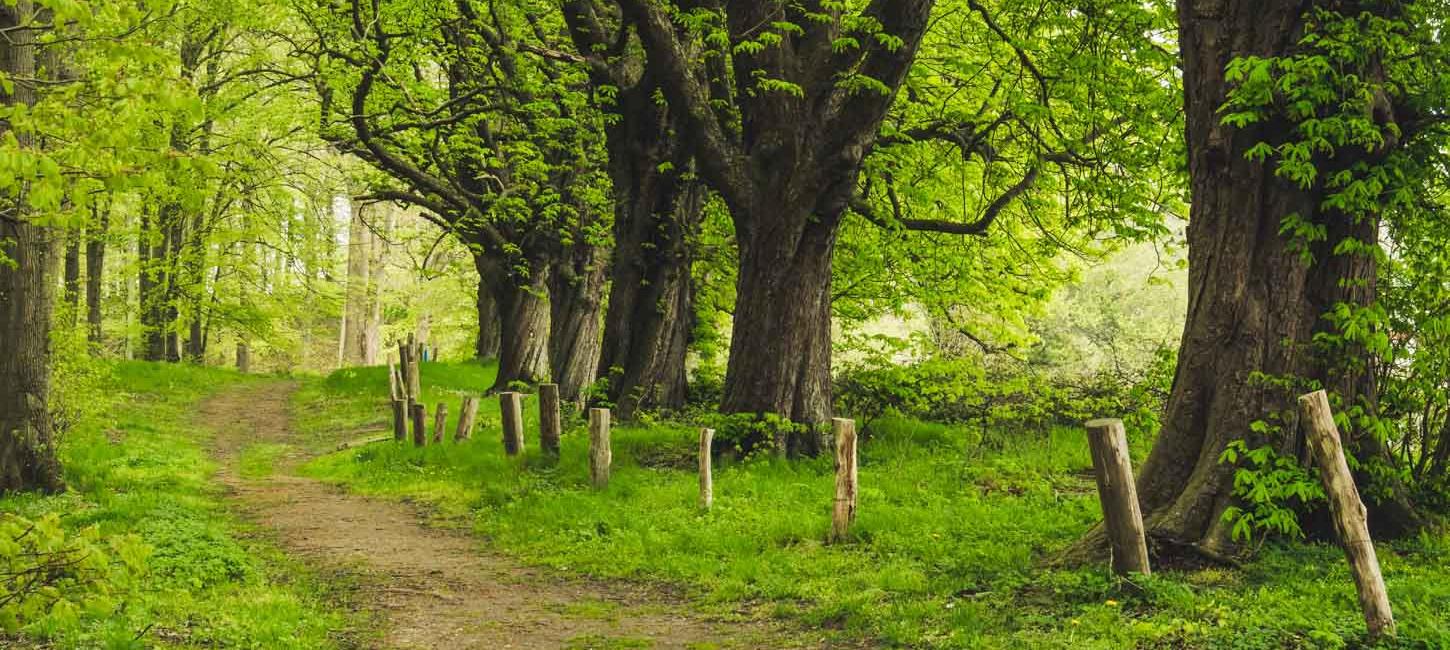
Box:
<box><xmin>204</xmin><ymin>381</ymin><xmax>813</xmax><ymax>650</ymax></box>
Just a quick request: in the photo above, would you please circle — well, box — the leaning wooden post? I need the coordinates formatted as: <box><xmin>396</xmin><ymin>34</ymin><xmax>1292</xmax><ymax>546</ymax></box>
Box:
<box><xmin>455</xmin><ymin>396</ymin><xmax>479</xmax><ymax>442</ymax></box>
<box><xmin>1085</xmin><ymin>418</ymin><xmax>1151</xmax><ymax>576</ymax></box>
<box><xmin>1298</xmin><ymin>390</ymin><xmax>1396</xmax><ymax>640</ymax></box>
<box><xmin>589</xmin><ymin>408</ymin><xmax>611</xmax><ymax>489</ymax></box>
<box><xmin>539</xmin><ymin>383</ymin><xmax>562</xmax><ymax>457</ymax></box>
<box><xmin>398</xmin><ymin>343</ymin><xmax>415</xmax><ymax>408</ymax></box>
<box><xmin>432</xmin><ymin>402</ymin><xmax>448</xmax><ymax>445</ymax></box>
<box><xmin>391</xmin><ymin>399</ymin><xmax>407</xmax><ymax>442</ymax></box>
<box><xmin>387</xmin><ymin>361</ymin><xmax>400</xmax><ymax>401</ymax></box>
<box><xmin>699</xmin><ymin>428</ymin><xmax>715</xmax><ymax>510</ymax></box>
<box><xmin>830</xmin><ymin>418</ymin><xmax>858</xmax><ymax>543</ymax></box>
<box><xmin>410</xmin><ymin>403</ymin><xmax>428</xmax><ymax>447</ymax></box>
<box><xmin>500</xmin><ymin>392</ymin><xmax>525</xmax><ymax>456</ymax></box>
<box><xmin>407</xmin><ymin>346</ymin><xmax>422</xmax><ymax>403</ymax></box>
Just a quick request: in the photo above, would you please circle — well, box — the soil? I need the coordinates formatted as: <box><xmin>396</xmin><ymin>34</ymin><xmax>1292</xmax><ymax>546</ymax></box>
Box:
<box><xmin>203</xmin><ymin>381</ymin><xmax>821</xmax><ymax>650</ymax></box>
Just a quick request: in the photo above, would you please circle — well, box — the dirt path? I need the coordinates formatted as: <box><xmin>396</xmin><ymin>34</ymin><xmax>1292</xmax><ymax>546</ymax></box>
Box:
<box><xmin>204</xmin><ymin>381</ymin><xmax>816</xmax><ymax>650</ymax></box>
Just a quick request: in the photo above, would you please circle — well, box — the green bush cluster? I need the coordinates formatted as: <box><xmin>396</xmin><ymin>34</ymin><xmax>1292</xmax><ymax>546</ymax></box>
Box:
<box><xmin>0</xmin><ymin>513</ymin><xmax>148</xmax><ymax>637</ymax></box>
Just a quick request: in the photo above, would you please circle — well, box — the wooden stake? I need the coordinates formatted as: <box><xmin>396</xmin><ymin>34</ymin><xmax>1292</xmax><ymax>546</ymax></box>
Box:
<box><xmin>539</xmin><ymin>383</ymin><xmax>562</xmax><ymax>457</ymax></box>
<box><xmin>500</xmin><ymin>392</ymin><xmax>525</xmax><ymax>456</ymax></box>
<box><xmin>406</xmin><ymin>343</ymin><xmax>421</xmax><ymax>403</ymax></box>
<box><xmin>391</xmin><ymin>399</ymin><xmax>407</xmax><ymax>442</ymax></box>
<box><xmin>455</xmin><ymin>396</ymin><xmax>479</xmax><ymax>442</ymax></box>
<box><xmin>410</xmin><ymin>403</ymin><xmax>427</xmax><ymax>447</ymax></box>
<box><xmin>589</xmin><ymin>408</ymin><xmax>611</xmax><ymax>489</ymax></box>
<box><xmin>432</xmin><ymin>402</ymin><xmax>448</xmax><ymax>445</ymax></box>
<box><xmin>398</xmin><ymin>342</ymin><xmax>413</xmax><ymax>402</ymax></box>
<box><xmin>699</xmin><ymin>428</ymin><xmax>714</xmax><ymax>510</ymax></box>
<box><xmin>1085</xmin><ymin>418</ymin><xmax>1151</xmax><ymax>576</ymax></box>
<box><xmin>1299</xmin><ymin>390</ymin><xmax>1396</xmax><ymax>640</ymax></box>
<box><xmin>387</xmin><ymin>361</ymin><xmax>400</xmax><ymax>401</ymax></box>
<box><xmin>830</xmin><ymin>418</ymin><xmax>858</xmax><ymax>543</ymax></box>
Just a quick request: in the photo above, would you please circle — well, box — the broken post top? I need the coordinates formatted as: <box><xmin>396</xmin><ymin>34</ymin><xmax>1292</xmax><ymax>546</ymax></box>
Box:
<box><xmin>1085</xmin><ymin>418</ymin><xmax>1124</xmax><ymax>429</ymax></box>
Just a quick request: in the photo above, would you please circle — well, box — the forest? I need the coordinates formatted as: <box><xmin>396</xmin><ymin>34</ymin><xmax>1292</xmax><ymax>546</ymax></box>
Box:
<box><xmin>3</xmin><ymin>0</ymin><xmax>1450</xmax><ymax>648</ymax></box>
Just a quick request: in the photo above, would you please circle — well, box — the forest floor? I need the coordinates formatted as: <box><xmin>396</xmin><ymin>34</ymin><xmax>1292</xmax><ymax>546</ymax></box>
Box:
<box><xmin>203</xmin><ymin>380</ymin><xmax>813</xmax><ymax>650</ymax></box>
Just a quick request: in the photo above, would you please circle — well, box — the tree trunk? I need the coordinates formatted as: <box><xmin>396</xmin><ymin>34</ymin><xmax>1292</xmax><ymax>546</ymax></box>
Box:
<box><xmin>1073</xmin><ymin>0</ymin><xmax>1422</xmax><ymax>557</ymax></box>
<box><xmin>720</xmin><ymin>205</ymin><xmax>840</xmax><ymax>456</ymax></box>
<box><xmin>486</xmin><ymin>259</ymin><xmax>551</xmax><ymax>393</ymax></box>
<box><xmin>63</xmin><ymin>232</ymin><xmax>81</xmax><ymax>326</ymax></box>
<box><xmin>548</xmin><ymin>243</ymin><xmax>607</xmax><ymax>404</ymax></box>
<box><xmin>595</xmin><ymin>77</ymin><xmax>701</xmax><ymax>418</ymax></box>
<box><xmin>85</xmin><ymin>202</ymin><xmax>109</xmax><ymax>347</ymax></box>
<box><xmin>473</xmin><ymin>253</ymin><xmax>502</xmax><ymax>360</ymax></box>
<box><xmin>342</xmin><ymin>199</ymin><xmax>372</xmax><ymax>366</ymax></box>
<box><xmin>0</xmin><ymin>0</ymin><xmax>65</xmax><ymax>493</ymax></box>
<box><xmin>138</xmin><ymin>206</ymin><xmax>167</xmax><ymax>361</ymax></box>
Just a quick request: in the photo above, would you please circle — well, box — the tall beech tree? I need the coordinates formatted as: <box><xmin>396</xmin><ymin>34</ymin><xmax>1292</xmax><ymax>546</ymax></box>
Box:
<box><xmin>619</xmin><ymin>0</ymin><xmax>936</xmax><ymax>449</ymax></box>
<box><xmin>1072</xmin><ymin>0</ymin><xmax>1449</xmax><ymax>556</ymax></box>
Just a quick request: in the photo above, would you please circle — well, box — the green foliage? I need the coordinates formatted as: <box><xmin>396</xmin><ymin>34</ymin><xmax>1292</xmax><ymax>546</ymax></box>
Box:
<box><xmin>0</xmin><ymin>513</ymin><xmax>148</xmax><ymax>637</ymax></box>
<box><xmin>1219</xmin><ymin>440</ymin><xmax>1325</xmax><ymax>544</ymax></box>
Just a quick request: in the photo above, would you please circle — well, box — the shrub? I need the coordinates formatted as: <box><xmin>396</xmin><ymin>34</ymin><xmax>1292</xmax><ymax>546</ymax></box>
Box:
<box><xmin>0</xmin><ymin>513</ymin><xmax>148</xmax><ymax>636</ymax></box>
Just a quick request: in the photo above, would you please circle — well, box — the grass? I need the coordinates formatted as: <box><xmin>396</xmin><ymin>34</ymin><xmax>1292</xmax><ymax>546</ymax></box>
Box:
<box><xmin>297</xmin><ymin>361</ymin><xmax>1450</xmax><ymax>649</ymax></box>
<box><xmin>0</xmin><ymin>361</ymin><xmax>349</xmax><ymax>649</ymax></box>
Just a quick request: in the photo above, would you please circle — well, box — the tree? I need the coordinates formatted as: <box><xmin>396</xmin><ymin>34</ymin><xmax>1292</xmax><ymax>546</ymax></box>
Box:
<box><xmin>618</xmin><ymin>0</ymin><xmax>936</xmax><ymax>450</ymax></box>
<box><xmin>1076</xmin><ymin>0</ymin><xmax>1447</xmax><ymax>555</ymax></box>
<box><xmin>0</xmin><ymin>0</ymin><xmax>65</xmax><ymax>492</ymax></box>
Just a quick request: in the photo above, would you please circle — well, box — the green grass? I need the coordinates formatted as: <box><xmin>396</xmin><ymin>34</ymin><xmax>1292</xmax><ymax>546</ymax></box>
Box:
<box><xmin>297</xmin><ymin>361</ymin><xmax>1450</xmax><ymax>648</ymax></box>
<box><xmin>1</xmin><ymin>362</ymin><xmax>349</xmax><ymax>649</ymax></box>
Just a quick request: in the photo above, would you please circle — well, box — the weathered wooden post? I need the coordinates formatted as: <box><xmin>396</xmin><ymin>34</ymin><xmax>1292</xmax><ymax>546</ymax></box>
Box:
<box><xmin>1298</xmin><ymin>390</ymin><xmax>1396</xmax><ymax>640</ymax></box>
<box><xmin>391</xmin><ymin>399</ymin><xmax>407</xmax><ymax>442</ymax></box>
<box><xmin>699</xmin><ymin>428</ymin><xmax>715</xmax><ymax>510</ymax></box>
<box><xmin>589</xmin><ymin>408</ymin><xmax>611</xmax><ymax>489</ymax></box>
<box><xmin>398</xmin><ymin>342</ymin><xmax>413</xmax><ymax>404</ymax></box>
<box><xmin>406</xmin><ymin>343</ymin><xmax>421</xmax><ymax>403</ymax></box>
<box><xmin>830</xmin><ymin>418</ymin><xmax>858</xmax><ymax>543</ymax></box>
<box><xmin>500</xmin><ymin>392</ymin><xmax>525</xmax><ymax>456</ymax></box>
<box><xmin>1085</xmin><ymin>418</ymin><xmax>1151</xmax><ymax>576</ymax></box>
<box><xmin>410</xmin><ymin>403</ymin><xmax>427</xmax><ymax>447</ymax></box>
<box><xmin>455</xmin><ymin>396</ymin><xmax>479</xmax><ymax>442</ymax></box>
<box><xmin>432</xmin><ymin>402</ymin><xmax>448</xmax><ymax>445</ymax></box>
<box><xmin>539</xmin><ymin>383</ymin><xmax>562</xmax><ymax>457</ymax></box>
<box><xmin>387</xmin><ymin>361</ymin><xmax>400</xmax><ymax>401</ymax></box>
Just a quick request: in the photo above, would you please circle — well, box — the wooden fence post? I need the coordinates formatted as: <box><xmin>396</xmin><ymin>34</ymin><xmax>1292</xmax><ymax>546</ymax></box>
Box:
<box><xmin>455</xmin><ymin>396</ymin><xmax>479</xmax><ymax>442</ymax></box>
<box><xmin>432</xmin><ymin>402</ymin><xmax>448</xmax><ymax>445</ymax></box>
<box><xmin>1298</xmin><ymin>390</ymin><xmax>1396</xmax><ymax>640</ymax></box>
<box><xmin>539</xmin><ymin>383</ymin><xmax>562</xmax><ymax>457</ymax></box>
<box><xmin>1085</xmin><ymin>418</ymin><xmax>1151</xmax><ymax>576</ymax></box>
<box><xmin>699</xmin><ymin>428</ymin><xmax>714</xmax><ymax>510</ymax></box>
<box><xmin>407</xmin><ymin>344</ymin><xmax>421</xmax><ymax>403</ymax></box>
<box><xmin>589</xmin><ymin>408</ymin><xmax>611</xmax><ymax>489</ymax></box>
<box><xmin>398</xmin><ymin>342</ymin><xmax>413</xmax><ymax>403</ymax></box>
<box><xmin>410</xmin><ymin>403</ymin><xmax>427</xmax><ymax>447</ymax></box>
<box><xmin>500</xmin><ymin>392</ymin><xmax>525</xmax><ymax>456</ymax></box>
<box><xmin>391</xmin><ymin>399</ymin><xmax>406</xmax><ymax>442</ymax></box>
<box><xmin>830</xmin><ymin>418</ymin><xmax>858</xmax><ymax>543</ymax></box>
<box><xmin>387</xmin><ymin>361</ymin><xmax>400</xmax><ymax>401</ymax></box>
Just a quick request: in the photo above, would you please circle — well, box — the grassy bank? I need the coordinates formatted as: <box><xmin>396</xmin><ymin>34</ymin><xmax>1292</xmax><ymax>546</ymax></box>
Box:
<box><xmin>1</xmin><ymin>362</ymin><xmax>346</xmax><ymax>649</ymax></box>
<box><xmin>298</xmin><ymin>361</ymin><xmax>1450</xmax><ymax>649</ymax></box>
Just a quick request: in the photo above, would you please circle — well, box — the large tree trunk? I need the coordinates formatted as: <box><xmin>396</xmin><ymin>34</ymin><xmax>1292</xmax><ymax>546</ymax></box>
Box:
<box><xmin>548</xmin><ymin>243</ymin><xmax>608</xmax><ymax>403</ymax></box>
<box><xmin>1075</xmin><ymin>0</ymin><xmax>1421</xmax><ymax>557</ymax></box>
<box><xmin>85</xmin><ymin>202</ymin><xmax>109</xmax><ymax>346</ymax></box>
<box><xmin>595</xmin><ymin>76</ymin><xmax>701</xmax><ymax>419</ymax></box>
<box><xmin>138</xmin><ymin>207</ymin><xmax>167</xmax><ymax>361</ymax></box>
<box><xmin>484</xmin><ymin>257</ymin><xmax>551</xmax><ymax>393</ymax></box>
<box><xmin>63</xmin><ymin>232</ymin><xmax>81</xmax><ymax>325</ymax></box>
<box><xmin>0</xmin><ymin>0</ymin><xmax>64</xmax><ymax>493</ymax></box>
<box><xmin>721</xmin><ymin>204</ymin><xmax>841</xmax><ymax>456</ymax></box>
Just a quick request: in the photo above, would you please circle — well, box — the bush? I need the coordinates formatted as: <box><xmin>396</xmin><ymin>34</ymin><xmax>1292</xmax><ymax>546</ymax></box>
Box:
<box><xmin>0</xmin><ymin>513</ymin><xmax>148</xmax><ymax>636</ymax></box>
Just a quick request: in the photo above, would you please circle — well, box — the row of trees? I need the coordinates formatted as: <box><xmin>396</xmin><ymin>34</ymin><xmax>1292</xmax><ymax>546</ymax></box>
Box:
<box><xmin>6</xmin><ymin>0</ymin><xmax>1450</xmax><ymax>556</ymax></box>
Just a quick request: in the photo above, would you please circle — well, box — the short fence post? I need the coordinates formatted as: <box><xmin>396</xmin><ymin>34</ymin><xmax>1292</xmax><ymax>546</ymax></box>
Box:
<box><xmin>407</xmin><ymin>344</ymin><xmax>421</xmax><ymax>403</ymax></box>
<box><xmin>1298</xmin><ymin>390</ymin><xmax>1396</xmax><ymax>640</ymax></box>
<box><xmin>432</xmin><ymin>402</ymin><xmax>448</xmax><ymax>445</ymax></box>
<box><xmin>589</xmin><ymin>408</ymin><xmax>611</xmax><ymax>489</ymax></box>
<box><xmin>391</xmin><ymin>399</ymin><xmax>406</xmax><ymax>442</ymax></box>
<box><xmin>455</xmin><ymin>396</ymin><xmax>479</xmax><ymax>442</ymax></box>
<box><xmin>387</xmin><ymin>361</ymin><xmax>400</xmax><ymax>401</ymax></box>
<box><xmin>830</xmin><ymin>418</ymin><xmax>857</xmax><ymax>543</ymax></box>
<box><xmin>539</xmin><ymin>383</ymin><xmax>562</xmax><ymax>457</ymax></box>
<box><xmin>1085</xmin><ymin>418</ymin><xmax>1151</xmax><ymax>576</ymax></box>
<box><xmin>500</xmin><ymin>392</ymin><xmax>525</xmax><ymax>456</ymax></box>
<box><xmin>699</xmin><ymin>428</ymin><xmax>714</xmax><ymax>510</ymax></box>
<box><xmin>410</xmin><ymin>403</ymin><xmax>427</xmax><ymax>447</ymax></box>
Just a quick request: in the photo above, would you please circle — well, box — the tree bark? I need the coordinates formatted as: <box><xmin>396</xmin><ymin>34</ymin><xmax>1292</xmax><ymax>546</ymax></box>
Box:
<box><xmin>63</xmin><ymin>231</ymin><xmax>81</xmax><ymax>326</ymax></box>
<box><xmin>548</xmin><ymin>242</ymin><xmax>607</xmax><ymax>404</ymax></box>
<box><xmin>1070</xmin><ymin>0</ymin><xmax>1424</xmax><ymax>557</ymax></box>
<box><xmin>0</xmin><ymin>0</ymin><xmax>65</xmax><ymax>493</ymax></box>
<box><xmin>594</xmin><ymin>77</ymin><xmax>701</xmax><ymax>419</ymax></box>
<box><xmin>485</xmin><ymin>259</ymin><xmax>551</xmax><ymax>393</ymax></box>
<box><xmin>473</xmin><ymin>253</ymin><xmax>503</xmax><ymax>360</ymax></box>
<box><xmin>85</xmin><ymin>202</ymin><xmax>109</xmax><ymax>346</ymax></box>
<box><xmin>342</xmin><ymin>199</ymin><xmax>373</xmax><ymax>366</ymax></box>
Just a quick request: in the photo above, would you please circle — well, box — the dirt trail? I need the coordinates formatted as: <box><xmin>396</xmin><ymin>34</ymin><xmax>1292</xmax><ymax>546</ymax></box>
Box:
<box><xmin>204</xmin><ymin>381</ymin><xmax>815</xmax><ymax>650</ymax></box>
